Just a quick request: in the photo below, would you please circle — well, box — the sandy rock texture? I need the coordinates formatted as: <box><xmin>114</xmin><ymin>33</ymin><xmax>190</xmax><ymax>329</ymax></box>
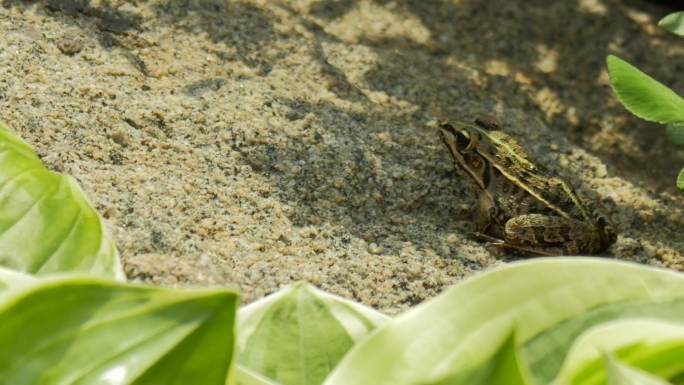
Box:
<box><xmin>1</xmin><ymin>0</ymin><xmax>683</xmax><ymax>314</ymax></box>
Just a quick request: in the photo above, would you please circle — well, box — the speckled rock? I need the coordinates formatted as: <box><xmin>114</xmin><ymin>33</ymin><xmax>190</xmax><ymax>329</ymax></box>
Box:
<box><xmin>0</xmin><ymin>0</ymin><xmax>683</xmax><ymax>314</ymax></box>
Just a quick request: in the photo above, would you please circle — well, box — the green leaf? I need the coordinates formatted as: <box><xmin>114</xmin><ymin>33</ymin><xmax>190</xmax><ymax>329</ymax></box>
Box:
<box><xmin>554</xmin><ymin>319</ymin><xmax>684</xmax><ymax>384</ymax></box>
<box><xmin>0</xmin><ymin>122</ymin><xmax>123</xmax><ymax>278</ymax></box>
<box><xmin>419</xmin><ymin>330</ymin><xmax>528</xmax><ymax>385</ymax></box>
<box><xmin>666</xmin><ymin>124</ymin><xmax>684</xmax><ymax>145</ymax></box>
<box><xmin>659</xmin><ymin>12</ymin><xmax>684</xmax><ymax>37</ymax></box>
<box><xmin>0</xmin><ymin>276</ymin><xmax>239</xmax><ymax>385</ymax></box>
<box><xmin>236</xmin><ymin>366</ymin><xmax>282</xmax><ymax>385</ymax></box>
<box><xmin>677</xmin><ymin>167</ymin><xmax>684</xmax><ymax>190</ymax></box>
<box><xmin>605</xmin><ymin>354</ymin><xmax>673</xmax><ymax>385</ymax></box>
<box><xmin>606</xmin><ymin>55</ymin><xmax>684</xmax><ymax>124</ymax></box>
<box><xmin>0</xmin><ymin>266</ymin><xmax>34</xmax><ymax>294</ymax></box>
<box><xmin>237</xmin><ymin>282</ymin><xmax>389</xmax><ymax>385</ymax></box>
<box><xmin>322</xmin><ymin>258</ymin><xmax>684</xmax><ymax>385</ymax></box>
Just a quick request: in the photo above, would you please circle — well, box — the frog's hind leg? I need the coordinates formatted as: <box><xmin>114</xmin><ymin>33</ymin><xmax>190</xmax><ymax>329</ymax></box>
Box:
<box><xmin>503</xmin><ymin>214</ymin><xmax>597</xmax><ymax>256</ymax></box>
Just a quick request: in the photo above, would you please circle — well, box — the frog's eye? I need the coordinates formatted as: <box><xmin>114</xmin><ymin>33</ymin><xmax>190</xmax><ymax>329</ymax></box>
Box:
<box><xmin>455</xmin><ymin>130</ymin><xmax>470</xmax><ymax>149</ymax></box>
<box><xmin>439</xmin><ymin>123</ymin><xmax>471</xmax><ymax>150</ymax></box>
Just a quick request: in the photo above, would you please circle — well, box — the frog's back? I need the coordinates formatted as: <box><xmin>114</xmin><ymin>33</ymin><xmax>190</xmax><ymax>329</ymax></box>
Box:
<box><xmin>484</xmin><ymin>130</ymin><xmax>593</xmax><ymax>222</ymax></box>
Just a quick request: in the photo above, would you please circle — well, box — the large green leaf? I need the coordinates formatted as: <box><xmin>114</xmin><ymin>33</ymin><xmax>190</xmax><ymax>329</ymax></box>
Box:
<box><xmin>0</xmin><ymin>267</ymin><xmax>35</xmax><ymax>306</ymax></box>
<box><xmin>236</xmin><ymin>282</ymin><xmax>389</xmax><ymax>385</ymax></box>
<box><xmin>419</xmin><ymin>330</ymin><xmax>528</xmax><ymax>385</ymax></box>
<box><xmin>605</xmin><ymin>355</ymin><xmax>673</xmax><ymax>385</ymax></box>
<box><xmin>0</xmin><ymin>266</ymin><xmax>34</xmax><ymax>293</ymax></box>
<box><xmin>236</xmin><ymin>366</ymin><xmax>281</xmax><ymax>385</ymax></box>
<box><xmin>323</xmin><ymin>258</ymin><xmax>684</xmax><ymax>385</ymax></box>
<box><xmin>659</xmin><ymin>12</ymin><xmax>684</xmax><ymax>37</ymax></box>
<box><xmin>554</xmin><ymin>319</ymin><xmax>684</xmax><ymax>384</ymax></box>
<box><xmin>0</xmin><ymin>122</ymin><xmax>123</xmax><ymax>279</ymax></box>
<box><xmin>677</xmin><ymin>167</ymin><xmax>684</xmax><ymax>190</ymax></box>
<box><xmin>606</xmin><ymin>55</ymin><xmax>684</xmax><ymax>124</ymax></box>
<box><xmin>0</xmin><ymin>275</ymin><xmax>239</xmax><ymax>385</ymax></box>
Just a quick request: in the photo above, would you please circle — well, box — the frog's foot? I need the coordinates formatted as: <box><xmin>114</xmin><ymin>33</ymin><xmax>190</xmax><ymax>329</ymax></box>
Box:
<box><xmin>470</xmin><ymin>232</ymin><xmax>557</xmax><ymax>257</ymax></box>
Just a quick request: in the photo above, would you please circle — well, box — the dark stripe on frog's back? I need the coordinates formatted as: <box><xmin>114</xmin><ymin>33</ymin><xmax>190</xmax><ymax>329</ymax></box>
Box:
<box><xmin>479</xmin><ymin>129</ymin><xmax>593</xmax><ymax>222</ymax></box>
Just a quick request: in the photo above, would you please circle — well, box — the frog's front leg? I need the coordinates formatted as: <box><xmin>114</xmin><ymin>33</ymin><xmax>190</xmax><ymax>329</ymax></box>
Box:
<box><xmin>503</xmin><ymin>214</ymin><xmax>600</xmax><ymax>255</ymax></box>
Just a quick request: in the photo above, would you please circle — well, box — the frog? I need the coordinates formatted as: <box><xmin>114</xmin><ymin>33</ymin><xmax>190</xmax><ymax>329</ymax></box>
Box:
<box><xmin>438</xmin><ymin>118</ymin><xmax>616</xmax><ymax>256</ymax></box>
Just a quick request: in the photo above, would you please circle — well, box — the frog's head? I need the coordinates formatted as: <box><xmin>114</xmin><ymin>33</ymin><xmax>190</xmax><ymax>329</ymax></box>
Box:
<box><xmin>438</xmin><ymin>120</ymin><xmax>491</xmax><ymax>191</ymax></box>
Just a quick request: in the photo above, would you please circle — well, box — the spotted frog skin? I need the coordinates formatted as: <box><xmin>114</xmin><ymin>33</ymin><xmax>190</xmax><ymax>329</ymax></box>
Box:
<box><xmin>439</xmin><ymin>118</ymin><xmax>616</xmax><ymax>256</ymax></box>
